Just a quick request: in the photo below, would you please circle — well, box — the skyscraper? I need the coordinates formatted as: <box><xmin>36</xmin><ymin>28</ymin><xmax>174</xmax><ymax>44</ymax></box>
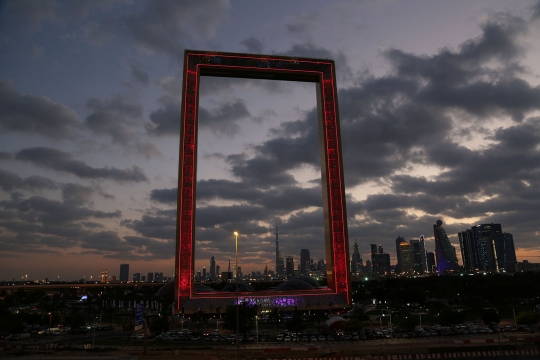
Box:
<box><xmin>399</xmin><ymin>242</ymin><xmax>414</xmax><ymax>274</ymax></box>
<box><xmin>210</xmin><ymin>256</ymin><xmax>216</xmax><ymax>279</ymax></box>
<box><xmin>458</xmin><ymin>229</ymin><xmax>475</xmax><ymax>273</ymax></box>
<box><xmin>202</xmin><ymin>267</ymin><xmax>207</xmax><ymax>280</ymax></box>
<box><xmin>370</xmin><ymin>244</ymin><xmax>378</xmax><ymax>273</ymax></box>
<box><xmin>275</xmin><ymin>226</ymin><xmax>280</xmax><ymax>274</ymax></box>
<box><xmin>286</xmin><ymin>256</ymin><xmax>294</xmax><ymax>279</ymax></box>
<box><xmin>395</xmin><ymin>235</ymin><xmax>405</xmax><ymax>273</ymax></box>
<box><xmin>410</xmin><ymin>239</ymin><xmax>424</xmax><ymax>274</ymax></box>
<box><xmin>119</xmin><ymin>264</ymin><xmax>129</xmax><ymax>282</ymax></box>
<box><xmin>426</xmin><ymin>252</ymin><xmax>436</xmax><ymax>272</ymax></box>
<box><xmin>351</xmin><ymin>239</ymin><xmax>362</xmax><ymax>273</ymax></box>
<box><xmin>147</xmin><ymin>272</ymin><xmax>153</xmax><ymax>282</ymax></box>
<box><xmin>370</xmin><ymin>244</ymin><xmax>390</xmax><ymax>274</ymax></box>
<box><xmin>503</xmin><ymin>233</ymin><xmax>517</xmax><ymax>273</ymax></box>
<box><xmin>458</xmin><ymin>224</ymin><xmax>517</xmax><ymax>273</ymax></box>
<box><xmin>419</xmin><ymin>235</ymin><xmax>428</xmax><ymax>273</ymax></box>
<box><xmin>433</xmin><ymin>219</ymin><xmax>459</xmax><ymax>273</ymax></box>
<box><xmin>300</xmin><ymin>249</ymin><xmax>310</xmax><ymax>275</ymax></box>
<box><xmin>132</xmin><ymin>272</ymin><xmax>140</xmax><ymax>282</ymax></box>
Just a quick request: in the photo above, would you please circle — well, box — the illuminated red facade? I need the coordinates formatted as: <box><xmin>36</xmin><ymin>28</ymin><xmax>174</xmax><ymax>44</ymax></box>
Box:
<box><xmin>175</xmin><ymin>50</ymin><xmax>350</xmax><ymax>311</ymax></box>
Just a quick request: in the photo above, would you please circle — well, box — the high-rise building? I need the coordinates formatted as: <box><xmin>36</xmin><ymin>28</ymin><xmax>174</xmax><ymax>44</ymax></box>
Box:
<box><xmin>433</xmin><ymin>219</ymin><xmax>459</xmax><ymax>273</ymax></box>
<box><xmin>370</xmin><ymin>244</ymin><xmax>378</xmax><ymax>273</ymax></box>
<box><xmin>515</xmin><ymin>260</ymin><xmax>540</xmax><ymax>272</ymax></box>
<box><xmin>300</xmin><ymin>249</ymin><xmax>310</xmax><ymax>275</ymax></box>
<box><xmin>286</xmin><ymin>256</ymin><xmax>294</xmax><ymax>279</ymax></box>
<box><xmin>133</xmin><ymin>273</ymin><xmax>140</xmax><ymax>282</ymax></box>
<box><xmin>216</xmin><ymin>264</ymin><xmax>221</xmax><ymax>277</ymax></box>
<box><xmin>202</xmin><ymin>267</ymin><xmax>207</xmax><ymax>280</ymax></box>
<box><xmin>101</xmin><ymin>268</ymin><xmax>108</xmax><ymax>283</ymax></box>
<box><xmin>503</xmin><ymin>233</ymin><xmax>517</xmax><ymax>273</ymax></box>
<box><xmin>395</xmin><ymin>236</ymin><xmax>405</xmax><ymax>273</ymax></box>
<box><xmin>370</xmin><ymin>244</ymin><xmax>390</xmax><ymax>274</ymax></box>
<box><xmin>399</xmin><ymin>242</ymin><xmax>414</xmax><ymax>274</ymax></box>
<box><xmin>426</xmin><ymin>252</ymin><xmax>436</xmax><ymax>272</ymax></box>
<box><xmin>351</xmin><ymin>239</ymin><xmax>362</xmax><ymax>273</ymax></box>
<box><xmin>147</xmin><ymin>272</ymin><xmax>154</xmax><ymax>282</ymax></box>
<box><xmin>419</xmin><ymin>235</ymin><xmax>428</xmax><ymax>273</ymax></box>
<box><xmin>410</xmin><ymin>240</ymin><xmax>424</xmax><ymax>274</ymax></box>
<box><xmin>141</xmin><ymin>275</ymin><xmax>146</xmax><ymax>282</ymax></box>
<box><xmin>119</xmin><ymin>264</ymin><xmax>129</xmax><ymax>282</ymax></box>
<box><xmin>365</xmin><ymin>260</ymin><xmax>372</xmax><ymax>273</ymax></box>
<box><xmin>210</xmin><ymin>256</ymin><xmax>216</xmax><ymax>279</ymax></box>
<box><xmin>277</xmin><ymin>254</ymin><xmax>284</xmax><ymax>276</ymax></box>
<box><xmin>275</xmin><ymin>226</ymin><xmax>282</xmax><ymax>275</ymax></box>
<box><xmin>458</xmin><ymin>224</ymin><xmax>517</xmax><ymax>273</ymax></box>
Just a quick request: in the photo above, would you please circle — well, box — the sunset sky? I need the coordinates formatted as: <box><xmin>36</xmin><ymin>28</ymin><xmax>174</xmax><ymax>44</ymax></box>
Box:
<box><xmin>1</xmin><ymin>0</ymin><xmax>540</xmax><ymax>281</ymax></box>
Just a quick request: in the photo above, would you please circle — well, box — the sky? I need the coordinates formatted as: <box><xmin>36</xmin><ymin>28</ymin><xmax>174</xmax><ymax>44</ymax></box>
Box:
<box><xmin>1</xmin><ymin>0</ymin><xmax>540</xmax><ymax>281</ymax></box>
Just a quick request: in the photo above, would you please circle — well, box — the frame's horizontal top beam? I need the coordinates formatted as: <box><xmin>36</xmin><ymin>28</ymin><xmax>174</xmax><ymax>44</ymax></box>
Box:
<box><xmin>199</xmin><ymin>66</ymin><xmax>321</xmax><ymax>83</ymax></box>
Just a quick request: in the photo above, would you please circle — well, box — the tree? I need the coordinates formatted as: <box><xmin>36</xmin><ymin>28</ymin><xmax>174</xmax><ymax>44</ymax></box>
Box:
<box><xmin>311</xmin><ymin>310</ymin><xmax>327</xmax><ymax>333</ymax></box>
<box><xmin>516</xmin><ymin>310</ymin><xmax>540</xmax><ymax>331</ymax></box>
<box><xmin>269</xmin><ymin>307</ymin><xmax>282</xmax><ymax>333</ymax></box>
<box><xmin>438</xmin><ymin>310</ymin><xmax>465</xmax><ymax>327</ymax></box>
<box><xmin>399</xmin><ymin>316</ymin><xmax>419</xmax><ymax>331</ymax></box>
<box><xmin>343</xmin><ymin>318</ymin><xmax>363</xmax><ymax>333</ymax></box>
<box><xmin>122</xmin><ymin>320</ymin><xmax>134</xmax><ymax>339</ymax></box>
<box><xmin>223</xmin><ymin>303</ymin><xmax>259</xmax><ymax>334</ymax></box>
<box><xmin>285</xmin><ymin>311</ymin><xmax>306</xmax><ymax>333</ymax></box>
<box><xmin>481</xmin><ymin>309</ymin><xmax>500</xmax><ymax>328</ymax></box>
<box><xmin>192</xmin><ymin>310</ymin><xmax>207</xmax><ymax>334</ymax></box>
<box><xmin>149</xmin><ymin>316</ymin><xmax>169</xmax><ymax>334</ymax></box>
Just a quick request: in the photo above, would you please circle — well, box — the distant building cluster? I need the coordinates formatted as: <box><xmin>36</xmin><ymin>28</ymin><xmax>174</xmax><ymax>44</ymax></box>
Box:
<box><xmin>458</xmin><ymin>223</ymin><xmax>517</xmax><ymax>273</ymax></box>
<box><xmin>195</xmin><ymin>226</ymin><xmax>327</xmax><ymax>283</ymax></box>
<box><xmin>351</xmin><ymin>219</ymin><xmax>527</xmax><ymax>277</ymax></box>
<box><xmin>93</xmin><ymin>265</ymin><xmax>171</xmax><ymax>284</ymax></box>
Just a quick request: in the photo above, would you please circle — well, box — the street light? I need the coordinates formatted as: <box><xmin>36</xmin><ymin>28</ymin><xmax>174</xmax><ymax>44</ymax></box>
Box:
<box><xmin>382</xmin><ymin>310</ymin><xmax>392</xmax><ymax>339</ymax></box>
<box><xmin>234</xmin><ymin>231</ymin><xmax>239</xmax><ymax>360</ymax></box>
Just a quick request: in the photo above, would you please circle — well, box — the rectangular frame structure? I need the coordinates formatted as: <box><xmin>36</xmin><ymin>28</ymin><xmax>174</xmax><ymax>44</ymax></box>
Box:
<box><xmin>175</xmin><ymin>50</ymin><xmax>350</xmax><ymax>311</ymax></box>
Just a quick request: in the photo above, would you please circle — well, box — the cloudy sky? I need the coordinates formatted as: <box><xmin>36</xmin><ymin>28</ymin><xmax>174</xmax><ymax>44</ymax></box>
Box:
<box><xmin>1</xmin><ymin>0</ymin><xmax>540</xmax><ymax>281</ymax></box>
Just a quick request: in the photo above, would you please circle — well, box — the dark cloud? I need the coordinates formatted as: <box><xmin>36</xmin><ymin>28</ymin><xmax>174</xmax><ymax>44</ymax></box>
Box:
<box><xmin>285</xmin><ymin>13</ymin><xmax>320</xmax><ymax>34</ymax></box>
<box><xmin>121</xmin><ymin>214</ymin><xmax>175</xmax><ymax>240</ymax></box>
<box><xmin>240</xmin><ymin>37</ymin><xmax>263</xmax><ymax>53</ymax></box>
<box><xmin>81</xmin><ymin>231</ymin><xmax>132</xmax><ymax>252</ymax></box>
<box><xmin>198</xmin><ymin>99</ymin><xmax>251</xmax><ymax>136</ymax></box>
<box><xmin>125</xmin><ymin>0</ymin><xmax>229</xmax><ymax>61</ymax></box>
<box><xmin>61</xmin><ymin>183</ymin><xmax>94</xmax><ymax>206</ymax></box>
<box><xmin>129</xmin><ymin>63</ymin><xmax>149</xmax><ymax>84</ymax></box>
<box><xmin>146</xmin><ymin>98</ymin><xmax>181</xmax><ymax>136</ymax></box>
<box><xmin>277</xmin><ymin>43</ymin><xmax>352</xmax><ymax>81</ymax></box>
<box><xmin>0</xmin><ymin>79</ymin><xmax>79</xmax><ymax>140</ymax></box>
<box><xmin>85</xmin><ymin>95</ymin><xmax>142</xmax><ymax>144</ymax></box>
<box><xmin>13</xmin><ymin>147</ymin><xmax>148</xmax><ymax>183</ymax></box>
<box><xmin>0</xmin><ymin>169</ymin><xmax>57</xmax><ymax>192</ymax></box>
<box><xmin>532</xmin><ymin>1</ymin><xmax>540</xmax><ymax>20</ymax></box>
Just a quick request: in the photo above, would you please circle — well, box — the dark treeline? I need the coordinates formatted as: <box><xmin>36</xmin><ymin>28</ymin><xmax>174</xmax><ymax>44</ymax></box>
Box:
<box><xmin>353</xmin><ymin>272</ymin><xmax>540</xmax><ymax>308</ymax></box>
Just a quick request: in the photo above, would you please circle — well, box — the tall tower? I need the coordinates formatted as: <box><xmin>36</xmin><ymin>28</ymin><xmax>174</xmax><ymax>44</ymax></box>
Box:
<box><xmin>275</xmin><ymin>225</ymin><xmax>279</xmax><ymax>274</ymax></box>
<box><xmin>395</xmin><ymin>235</ymin><xmax>405</xmax><ymax>273</ymax></box>
<box><xmin>433</xmin><ymin>219</ymin><xmax>459</xmax><ymax>273</ymax></box>
<box><xmin>210</xmin><ymin>256</ymin><xmax>216</xmax><ymax>279</ymax></box>
<box><xmin>119</xmin><ymin>264</ymin><xmax>129</xmax><ymax>282</ymax></box>
<box><xmin>300</xmin><ymin>249</ymin><xmax>310</xmax><ymax>275</ymax></box>
<box><xmin>351</xmin><ymin>239</ymin><xmax>362</xmax><ymax>273</ymax></box>
<box><xmin>286</xmin><ymin>256</ymin><xmax>294</xmax><ymax>279</ymax></box>
<box><xmin>370</xmin><ymin>244</ymin><xmax>378</xmax><ymax>273</ymax></box>
<box><xmin>419</xmin><ymin>235</ymin><xmax>427</xmax><ymax>273</ymax></box>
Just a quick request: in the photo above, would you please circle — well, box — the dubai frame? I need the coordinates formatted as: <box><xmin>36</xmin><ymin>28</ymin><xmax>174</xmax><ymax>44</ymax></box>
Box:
<box><xmin>175</xmin><ymin>50</ymin><xmax>351</xmax><ymax>313</ymax></box>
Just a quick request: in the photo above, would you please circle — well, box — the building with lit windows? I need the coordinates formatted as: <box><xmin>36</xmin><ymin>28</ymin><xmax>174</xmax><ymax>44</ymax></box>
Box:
<box><xmin>433</xmin><ymin>219</ymin><xmax>459</xmax><ymax>273</ymax></box>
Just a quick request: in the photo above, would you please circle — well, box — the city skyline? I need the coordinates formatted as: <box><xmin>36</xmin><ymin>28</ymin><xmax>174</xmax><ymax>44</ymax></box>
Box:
<box><xmin>2</xmin><ymin>1</ymin><xmax>540</xmax><ymax>281</ymax></box>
